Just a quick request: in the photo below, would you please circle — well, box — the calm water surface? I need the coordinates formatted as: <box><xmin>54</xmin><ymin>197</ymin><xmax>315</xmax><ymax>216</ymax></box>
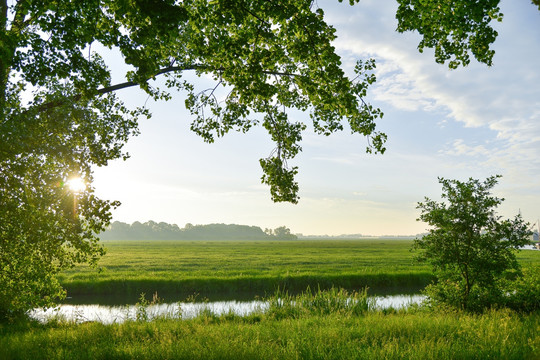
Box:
<box><xmin>30</xmin><ymin>294</ymin><xmax>426</xmax><ymax>324</ymax></box>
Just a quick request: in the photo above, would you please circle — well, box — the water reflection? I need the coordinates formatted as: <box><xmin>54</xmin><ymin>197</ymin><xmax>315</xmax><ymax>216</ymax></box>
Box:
<box><xmin>30</xmin><ymin>295</ymin><xmax>426</xmax><ymax>324</ymax></box>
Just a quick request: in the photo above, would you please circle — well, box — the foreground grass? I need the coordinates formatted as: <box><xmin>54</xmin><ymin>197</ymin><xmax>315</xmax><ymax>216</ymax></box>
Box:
<box><xmin>2</xmin><ymin>308</ymin><xmax>538</xmax><ymax>359</ymax></box>
<box><xmin>58</xmin><ymin>239</ymin><xmax>437</xmax><ymax>299</ymax></box>
<box><xmin>4</xmin><ymin>282</ymin><xmax>539</xmax><ymax>359</ymax></box>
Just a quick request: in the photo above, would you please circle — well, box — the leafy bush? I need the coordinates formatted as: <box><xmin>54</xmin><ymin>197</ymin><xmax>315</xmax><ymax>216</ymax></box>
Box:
<box><xmin>414</xmin><ymin>176</ymin><xmax>532</xmax><ymax>311</ymax></box>
<box><xmin>504</xmin><ymin>267</ymin><xmax>540</xmax><ymax>312</ymax></box>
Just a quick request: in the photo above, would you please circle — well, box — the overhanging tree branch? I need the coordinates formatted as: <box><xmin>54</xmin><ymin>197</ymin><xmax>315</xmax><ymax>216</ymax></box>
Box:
<box><xmin>29</xmin><ymin>65</ymin><xmax>303</xmax><ymax>113</ymax></box>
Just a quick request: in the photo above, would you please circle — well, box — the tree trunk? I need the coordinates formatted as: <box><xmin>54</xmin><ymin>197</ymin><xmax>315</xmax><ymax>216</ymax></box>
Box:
<box><xmin>0</xmin><ymin>0</ymin><xmax>9</xmax><ymax>115</ymax></box>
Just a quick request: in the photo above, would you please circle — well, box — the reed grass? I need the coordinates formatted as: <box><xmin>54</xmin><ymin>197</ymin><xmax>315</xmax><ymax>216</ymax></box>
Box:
<box><xmin>264</xmin><ymin>287</ymin><xmax>376</xmax><ymax>319</ymax></box>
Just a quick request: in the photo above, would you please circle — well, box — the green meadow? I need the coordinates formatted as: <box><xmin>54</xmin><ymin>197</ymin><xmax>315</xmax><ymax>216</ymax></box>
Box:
<box><xmin>57</xmin><ymin>239</ymin><xmax>540</xmax><ymax>302</ymax></box>
<box><xmin>2</xmin><ymin>292</ymin><xmax>539</xmax><ymax>359</ymax></box>
<box><xmin>58</xmin><ymin>239</ymin><xmax>437</xmax><ymax>301</ymax></box>
<box><xmin>2</xmin><ymin>239</ymin><xmax>539</xmax><ymax>359</ymax></box>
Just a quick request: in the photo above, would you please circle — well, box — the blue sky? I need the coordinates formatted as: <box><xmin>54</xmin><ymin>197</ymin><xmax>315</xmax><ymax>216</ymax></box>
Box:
<box><xmin>92</xmin><ymin>0</ymin><xmax>540</xmax><ymax>236</ymax></box>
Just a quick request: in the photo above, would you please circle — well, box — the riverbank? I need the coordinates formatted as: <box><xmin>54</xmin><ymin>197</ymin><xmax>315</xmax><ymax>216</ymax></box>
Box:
<box><xmin>2</xmin><ymin>306</ymin><xmax>538</xmax><ymax>359</ymax></box>
<box><xmin>61</xmin><ymin>272</ymin><xmax>433</xmax><ymax>304</ymax></box>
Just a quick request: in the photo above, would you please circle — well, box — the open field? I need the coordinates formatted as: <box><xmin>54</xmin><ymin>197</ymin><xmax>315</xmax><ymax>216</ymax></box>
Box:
<box><xmin>3</xmin><ymin>240</ymin><xmax>539</xmax><ymax>359</ymax></box>
<box><xmin>58</xmin><ymin>239</ymin><xmax>432</xmax><ymax>301</ymax></box>
<box><xmin>57</xmin><ymin>239</ymin><xmax>540</xmax><ymax>302</ymax></box>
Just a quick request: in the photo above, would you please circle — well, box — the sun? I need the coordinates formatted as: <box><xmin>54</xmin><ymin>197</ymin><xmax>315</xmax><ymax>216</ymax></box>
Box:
<box><xmin>66</xmin><ymin>177</ymin><xmax>86</xmax><ymax>193</ymax></box>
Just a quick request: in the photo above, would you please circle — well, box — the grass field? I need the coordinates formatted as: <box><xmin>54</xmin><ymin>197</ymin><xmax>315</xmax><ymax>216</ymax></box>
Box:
<box><xmin>2</xmin><ymin>296</ymin><xmax>539</xmax><ymax>359</ymax></box>
<box><xmin>3</xmin><ymin>239</ymin><xmax>539</xmax><ymax>359</ymax></box>
<box><xmin>57</xmin><ymin>239</ymin><xmax>540</xmax><ymax>303</ymax></box>
<box><xmin>58</xmin><ymin>239</ymin><xmax>431</xmax><ymax>301</ymax></box>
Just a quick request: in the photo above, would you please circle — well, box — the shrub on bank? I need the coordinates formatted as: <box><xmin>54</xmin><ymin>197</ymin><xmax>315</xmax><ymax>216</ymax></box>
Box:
<box><xmin>504</xmin><ymin>267</ymin><xmax>540</xmax><ymax>312</ymax></box>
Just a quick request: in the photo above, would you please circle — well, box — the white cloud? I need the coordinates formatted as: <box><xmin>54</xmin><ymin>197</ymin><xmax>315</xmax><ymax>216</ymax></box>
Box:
<box><xmin>326</xmin><ymin>0</ymin><xmax>540</xmax><ymax>196</ymax></box>
<box><xmin>372</xmin><ymin>68</ymin><xmax>440</xmax><ymax>112</ymax></box>
<box><xmin>441</xmin><ymin>139</ymin><xmax>491</xmax><ymax>158</ymax></box>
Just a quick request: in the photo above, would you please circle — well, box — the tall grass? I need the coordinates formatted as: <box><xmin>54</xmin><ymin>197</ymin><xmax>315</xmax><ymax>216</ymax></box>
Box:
<box><xmin>265</xmin><ymin>287</ymin><xmax>376</xmax><ymax>319</ymax></box>
<box><xmin>2</xmin><ymin>302</ymin><xmax>538</xmax><ymax>359</ymax></box>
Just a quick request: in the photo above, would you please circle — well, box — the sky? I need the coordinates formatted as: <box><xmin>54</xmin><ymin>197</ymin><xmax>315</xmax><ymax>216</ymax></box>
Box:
<box><xmin>92</xmin><ymin>0</ymin><xmax>540</xmax><ymax>236</ymax></box>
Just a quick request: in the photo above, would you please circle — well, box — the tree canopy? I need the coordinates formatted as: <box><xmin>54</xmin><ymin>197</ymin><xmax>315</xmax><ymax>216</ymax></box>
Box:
<box><xmin>396</xmin><ymin>0</ymin><xmax>504</xmax><ymax>68</ymax></box>
<box><xmin>0</xmin><ymin>0</ymin><xmax>521</xmax><ymax>320</ymax></box>
<box><xmin>2</xmin><ymin>0</ymin><xmax>389</xmax><ymax>203</ymax></box>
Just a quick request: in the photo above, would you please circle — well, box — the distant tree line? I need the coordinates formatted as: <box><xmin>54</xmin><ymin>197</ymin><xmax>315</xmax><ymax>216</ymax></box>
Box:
<box><xmin>99</xmin><ymin>221</ymin><xmax>297</xmax><ymax>240</ymax></box>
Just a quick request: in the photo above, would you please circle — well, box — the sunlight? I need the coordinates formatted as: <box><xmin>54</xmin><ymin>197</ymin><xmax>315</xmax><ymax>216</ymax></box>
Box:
<box><xmin>66</xmin><ymin>177</ymin><xmax>86</xmax><ymax>193</ymax></box>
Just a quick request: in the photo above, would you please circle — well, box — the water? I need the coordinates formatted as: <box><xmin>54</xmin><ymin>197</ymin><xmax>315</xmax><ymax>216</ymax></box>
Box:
<box><xmin>29</xmin><ymin>294</ymin><xmax>425</xmax><ymax>324</ymax></box>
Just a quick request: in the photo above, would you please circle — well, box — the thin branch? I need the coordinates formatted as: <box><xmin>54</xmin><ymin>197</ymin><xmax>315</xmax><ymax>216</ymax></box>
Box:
<box><xmin>193</xmin><ymin>79</ymin><xmax>223</xmax><ymax>112</ymax></box>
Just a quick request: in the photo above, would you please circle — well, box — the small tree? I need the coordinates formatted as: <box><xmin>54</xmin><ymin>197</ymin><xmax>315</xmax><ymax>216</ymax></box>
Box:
<box><xmin>414</xmin><ymin>175</ymin><xmax>532</xmax><ymax>311</ymax></box>
<box><xmin>273</xmin><ymin>226</ymin><xmax>297</xmax><ymax>240</ymax></box>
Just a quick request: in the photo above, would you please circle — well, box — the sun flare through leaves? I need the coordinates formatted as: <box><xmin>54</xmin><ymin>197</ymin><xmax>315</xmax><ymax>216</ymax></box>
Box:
<box><xmin>66</xmin><ymin>177</ymin><xmax>87</xmax><ymax>193</ymax></box>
